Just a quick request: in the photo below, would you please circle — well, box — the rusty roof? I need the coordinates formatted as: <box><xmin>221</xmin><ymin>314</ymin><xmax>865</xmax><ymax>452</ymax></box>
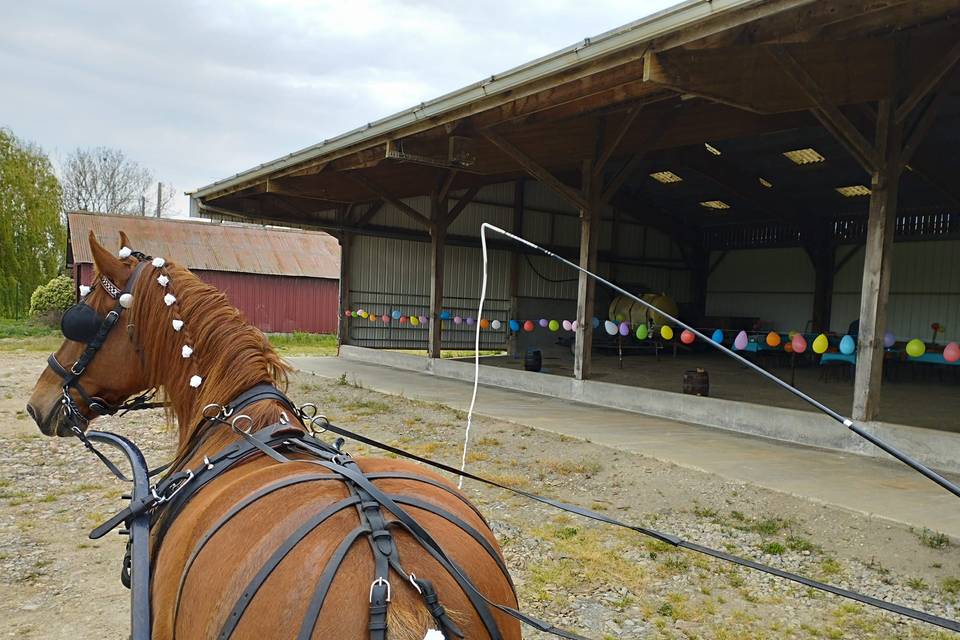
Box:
<box><xmin>67</xmin><ymin>212</ymin><xmax>340</xmax><ymax>279</ymax></box>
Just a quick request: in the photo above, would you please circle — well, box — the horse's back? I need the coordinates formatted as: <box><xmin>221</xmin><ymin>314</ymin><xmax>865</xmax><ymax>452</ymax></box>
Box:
<box><xmin>151</xmin><ymin>455</ymin><xmax>520</xmax><ymax>640</ymax></box>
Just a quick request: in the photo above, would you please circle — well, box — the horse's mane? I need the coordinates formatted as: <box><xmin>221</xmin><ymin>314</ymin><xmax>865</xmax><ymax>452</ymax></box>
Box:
<box><xmin>129</xmin><ymin>260</ymin><xmax>291</xmax><ymax>454</ymax></box>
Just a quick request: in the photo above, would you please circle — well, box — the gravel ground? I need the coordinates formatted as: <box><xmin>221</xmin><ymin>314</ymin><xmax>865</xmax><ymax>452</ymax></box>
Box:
<box><xmin>2</xmin><ymin>350</ymin><xmax>959</xmax><ymax>639</ymax></box>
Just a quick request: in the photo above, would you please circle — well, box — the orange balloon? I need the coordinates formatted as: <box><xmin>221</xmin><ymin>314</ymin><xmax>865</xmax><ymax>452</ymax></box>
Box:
<box><xmin>479</xmin><ymin>318</ymin><xmax>490</xmax><ymax>329</ymax></box>
<box><xmin>766</xmin><ymin>331</ymin><xmax>781</xmax><ymax>347</ymax></box>
<box><xmin>784</xmin><ymin>342</ymin><xmax>794</xmax><ymax>353</ymax></box>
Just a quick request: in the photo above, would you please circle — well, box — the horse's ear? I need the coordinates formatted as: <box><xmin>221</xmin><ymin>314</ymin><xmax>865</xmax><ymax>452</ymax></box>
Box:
<box><xmin>89</xmin><ymin>231</ymin><xmax>128</xmax><ymax>284</ymax></box>
<box><xmin>119</xmin><ymin>230</ymin><xmax>131</xmax><ymax>251</ymax></box>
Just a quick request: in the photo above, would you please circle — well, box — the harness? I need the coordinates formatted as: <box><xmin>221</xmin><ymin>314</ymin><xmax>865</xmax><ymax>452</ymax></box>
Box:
<box><xmin>88</xmin><ymin>397</ymin><xmax>577</xmax><ymax>640</ymax></box>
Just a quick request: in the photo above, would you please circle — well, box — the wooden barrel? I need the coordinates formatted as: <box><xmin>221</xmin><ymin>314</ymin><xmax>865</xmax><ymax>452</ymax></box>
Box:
<box><xmin>524</xmin><ymin>349</ymin><xmax>542</xmax><ymax>372</ymax></box>
<box><xmin>682</xmin><ymin>368</ymin><xmax>709</xmax><ymax>396</ymax></box>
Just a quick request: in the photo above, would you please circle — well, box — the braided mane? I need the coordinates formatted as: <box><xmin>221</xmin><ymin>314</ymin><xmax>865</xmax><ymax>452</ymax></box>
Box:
<box><xmin>129</xmin><ymin>260</ymin><xmax>291</xmax><ymax>455</ymax></box>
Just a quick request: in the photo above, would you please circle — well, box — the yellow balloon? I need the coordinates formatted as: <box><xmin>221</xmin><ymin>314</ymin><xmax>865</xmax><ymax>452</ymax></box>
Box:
<box><xmin>906</xmin><ymin>339</ymin><xmax>926</xmax><ymax>358</ymax></box>
<box><xmin>660</xmin><ymin>325</ymin><xmax>674</xmax><ymax>340</ymax></box>
<box><xmin>812</xmin><ymin>334</ymin><xmax>829</xmax><ymax>354</ymax></box>
<box><xmin>410</xmin><ymin>315</ymin><xmax>420</xmax><ymax>326</ymax></box>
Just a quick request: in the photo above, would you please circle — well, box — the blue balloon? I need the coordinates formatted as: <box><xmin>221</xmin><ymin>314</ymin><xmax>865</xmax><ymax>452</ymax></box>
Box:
<box><xmin>508</xmin><ymin>319</ymin><xmax>520</xmax><ymax>332</ymax></box>
<box><xmin>439</xmin><ymin>310</ymin><xmax>451</xmax><ymax>320</ymax></box>
<box><xmin>711</xmin><ymin>329</ymin><xmax>724</xmax><ymax>343</ymax></box>
<box><xmin>839</xmin><ymin>334</ymin><xmax>856</xmax><ymax>355</ymax></box>
<box><xmin>883</xmin><ymin>331</ymin><xmax>896</xmax><ymax>348</ymax></box>
<box><xmin>391</xmin><ymin>310</ymin><xmax>402</xmax><ymax>320</ymax></box>
<box><xmin>592</xmin><ymin>317</ymin><xmax>600</xmax><ymax>329</ymax></box>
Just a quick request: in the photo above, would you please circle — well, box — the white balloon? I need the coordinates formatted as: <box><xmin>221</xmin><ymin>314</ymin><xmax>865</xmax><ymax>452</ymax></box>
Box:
<box><xmin>604</xmin><ymin>320</ymin><xmax>618</xmax><ymax>335</ymax></box>
<box><xmin>491</xmin><ymin>319</ymin><xmax>502</xmax><ymax>330</ymax></box>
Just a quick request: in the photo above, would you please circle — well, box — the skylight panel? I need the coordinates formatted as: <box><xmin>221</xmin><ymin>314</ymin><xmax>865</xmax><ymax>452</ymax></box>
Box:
<box><xmin>835</xmin><ymin>185</ymin><xmax>871</xmax><ymax>197</ymax></box>
<box><xmin>650</xmin><ymin>171</ymin><xmax>683</xmax><ymax>184</ymax></box>
<box><xmin>699</xmin><ymin>200</ymin><xmax>730</xmax><ymax>211</ymax></box>
<box><xmin>783</xmin><ymin>148</ymin><xmax>825</xmax><ymax>165</ymax></box>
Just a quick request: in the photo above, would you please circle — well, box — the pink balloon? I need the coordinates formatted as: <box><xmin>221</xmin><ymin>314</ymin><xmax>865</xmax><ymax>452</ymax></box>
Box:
<box><xmin>734</xmin><ymin>330</ymin><xmax>748</xmax><ymax>350</ymax></box>
<box><xmin>343</xmin><ymin>310</ymin><xmax>352</xmax><ymax>317</ymax></box>
<box><xmin>680</xmin><ymin>329</ymin><xmax>695</xmax><ymax>345</ymax></box>
<box><xmin>944</xmin><ymin>342</ymin><xmax>960</xmax><ymax>363</ymax></box>
<box><xmin>562</xmin><ymin>320</ymin><xmax>572</xmax><ymax>331</ymax></box>
<box><xmin>571</xmin><ymin>320</ymin><xmax>579</xmax><ymax>331</ymax></box>
<box><xmin>791</xmin><ymin>334</ymin><xmax>807</xmax><ymax>354</ymax></box>
<box><xmin>381</xmin><ymin>314</ymin><xmax>389</xmax><ymax>323</ymax></box>
<box><xmin>453</xmin><ymin>316</ymin><xmax>462</xmax><ymax>324</ymax></box>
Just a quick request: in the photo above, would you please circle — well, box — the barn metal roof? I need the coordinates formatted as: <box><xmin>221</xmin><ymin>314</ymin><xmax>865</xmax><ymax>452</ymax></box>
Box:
<box><xmin>67</xmin><ymin>212</ymin><xmax>340</xmax><ymax>279</ymax></box>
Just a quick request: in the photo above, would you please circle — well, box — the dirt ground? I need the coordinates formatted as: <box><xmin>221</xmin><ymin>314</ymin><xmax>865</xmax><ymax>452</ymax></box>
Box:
<box><xmin>2</xmin><ymin>349</ymin><xmax>959</xmax><ymax>639</ymax></box>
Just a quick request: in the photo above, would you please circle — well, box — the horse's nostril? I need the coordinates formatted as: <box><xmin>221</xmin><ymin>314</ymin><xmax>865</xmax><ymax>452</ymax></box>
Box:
<box><xmin>25</xmin><ymin>403</ymin><xmax>39</xmax><ymax>425</ymax></box>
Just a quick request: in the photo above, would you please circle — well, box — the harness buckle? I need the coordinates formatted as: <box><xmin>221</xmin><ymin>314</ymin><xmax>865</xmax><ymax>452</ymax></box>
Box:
<box><xmin>369</xmin><ymin>577</ymin><xmax>391</xmax><ymax>603</ymax></box>
<box><xmin>70</xmin><ymin>362</ymin><xmax>86</xmax><ymax>376</ymax></box>
<box><xmin>151</xmin><ymin>469</ymin><xmax>194</xmax><ymax>504</ymax></box>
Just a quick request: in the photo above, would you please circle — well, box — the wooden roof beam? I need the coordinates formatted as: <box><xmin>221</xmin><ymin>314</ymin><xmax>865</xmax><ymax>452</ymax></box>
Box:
<box><xmin>896</xmin><ymin>38</ymin><xmax>960</xmax><ymax>124</ymax></box>
<box><xmin>593</xmin><ymin>107</ymin><xmax>641</xmax><ymax>179</ymax></box>
<box><xmin>481</xmin><ymin>129</ymin><xmax>589</xmax><ymax>211</ymax></box>
<box><xmin>344</xmin><ymin>172</ymin><xmax>431</xmax><ymax>229</ymax></box>
<box><xmin>771</xmin><ymin>46</ymin><xmax>880</xmax><ymax>174</ymax></box>
<box><xmin>444</xmin><ymin>186</ymin><xmax>481</xmax><ymax>227</ymax></box>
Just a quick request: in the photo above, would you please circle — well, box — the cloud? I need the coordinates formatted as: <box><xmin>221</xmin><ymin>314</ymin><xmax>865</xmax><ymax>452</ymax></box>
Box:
<box><xmin>2</xmin><ymin>0</ymin><xmax>676</xmax><ymax>215</ymax></box>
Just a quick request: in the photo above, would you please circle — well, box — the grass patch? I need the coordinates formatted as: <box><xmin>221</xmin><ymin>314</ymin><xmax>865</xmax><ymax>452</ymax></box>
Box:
<box><xmin>786</xmin><ymin>536</ymin><xmax>819</xmax><ymax>553</ymax></box>
<box><xmin>268</xmin><ymin>332</ymin><xmax>337</xmax><ymax>357</ymax></box>
<box><xmin>760</xmin><ymin>542</ymin><xmax>786</xmax><ymax>555</ymax></box>
<box><xmin>941</xmin><ymin>577</ymin><xmax>960</xmax><ymax>595</ymax></box>
<box><xmin>539</xmin><ymin>459</ymin><xmax>601</xmax><ymax>477</ymax></box>
<box><xmin>0</xmin><ymin>318</ymin><xmax>60</xmax><ymax>339</ymax></box>
<box><xmin>918</xmin><ymin>529</ymin><xmax>951</xmax><ymax>549</ymax></box>
<box><xmin>343</xmin><ymin>399</ymin><xmax>392</xmax><ymax>416</ymax></box>
<box><xmin>906</xmin><ymin>577</ymin><xmax>927</xmax><ymax>590</ymax></box>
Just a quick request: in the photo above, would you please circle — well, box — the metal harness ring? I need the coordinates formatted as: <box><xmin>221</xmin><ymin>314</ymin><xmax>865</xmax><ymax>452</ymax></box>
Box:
<box><xmin>231</xmin><ymin>414</ymin><xmax>254</xmax><ymax>435</ymax></box>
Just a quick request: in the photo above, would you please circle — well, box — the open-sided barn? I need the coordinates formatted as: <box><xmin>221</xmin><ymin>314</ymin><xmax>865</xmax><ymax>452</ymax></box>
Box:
<box><xmin>188</xmin><ymin>0</ymin><xmax>960</xmax><ymax>469</ymax></box>
<box><xmin>67</xmin><ymin>212</ymin><xmax>341</xmax><ymax>334</ymax></box>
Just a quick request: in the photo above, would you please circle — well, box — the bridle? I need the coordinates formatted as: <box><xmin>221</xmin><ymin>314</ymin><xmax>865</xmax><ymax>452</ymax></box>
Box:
<box><xmin>48</xmin><ymin>251</ymin><xmax>165</xmax><ymax>437</ymax></box>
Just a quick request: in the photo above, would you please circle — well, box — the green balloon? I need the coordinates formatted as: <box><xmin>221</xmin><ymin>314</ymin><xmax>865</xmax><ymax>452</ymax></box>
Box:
<box><xmin>548</xmin><ymin>319</ymin><xmax>560</xmax><ymax>332</ymax></box>
<box><xmin>635</xmin><ymin>324</ymin><xmax>648</xmax><ymax>340</ymax></box>
<box><xmin>906</xmin><ymin>338</ymin><xmax>926</xmax><ymax>358</ymax></box>
<box><xmin>615</xmin><ymin>313</ymin><xmax>625</xmax><ymax>322</ymax></box>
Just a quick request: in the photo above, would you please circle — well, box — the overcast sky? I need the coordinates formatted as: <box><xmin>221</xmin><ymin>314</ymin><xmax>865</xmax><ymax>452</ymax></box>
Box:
<box><xmin>3</xmin><ymin>1</ymin><xmax>676</xmax><ymax>215</ymax></box>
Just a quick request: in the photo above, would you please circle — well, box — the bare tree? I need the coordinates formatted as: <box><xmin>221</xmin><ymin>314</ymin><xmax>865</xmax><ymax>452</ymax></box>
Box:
<box><xmin>155</xmin><ymin>182</ymin><xmax>178</xmax><ymax>217</ymax></box>
<box><xmin>61</xmin><ymin>147</ymin><xmax>153</xmax><ymax>214</ymax></box>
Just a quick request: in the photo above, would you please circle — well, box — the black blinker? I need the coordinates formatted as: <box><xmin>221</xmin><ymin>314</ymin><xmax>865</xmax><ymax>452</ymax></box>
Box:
<box><xmin>61</xmin><ymin>304</ymin><xmax>104</xmax><ymax>343</ymax></box>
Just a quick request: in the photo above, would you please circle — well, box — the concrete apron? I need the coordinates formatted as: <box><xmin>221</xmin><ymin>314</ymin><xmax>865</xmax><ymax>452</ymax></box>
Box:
<box><xmin>338</xmin><ymin>345</ymin><xmax>960</xmax><ymax>476</ymax></box>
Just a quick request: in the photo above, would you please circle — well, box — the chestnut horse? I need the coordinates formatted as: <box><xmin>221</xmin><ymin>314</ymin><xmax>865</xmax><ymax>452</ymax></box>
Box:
<box><xmin>27</xmin><ymin>231</ymin><xmax>521</xmax><ymax>640</ymax></box>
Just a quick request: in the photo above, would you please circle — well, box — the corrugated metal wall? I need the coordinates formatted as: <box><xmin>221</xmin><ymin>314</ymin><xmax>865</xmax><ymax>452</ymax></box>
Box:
<box><xmin>706</xmin><ymin>248</ymin><xmax>814</xmax><ymax>329</ymax></box>
<box><xmin>705</xmin><ymin>240</ymin><xmax>960</xmax><ymax>340</ymax></box>
<box><xmin>345</xmin><ymin>180</ymin><xmax>695</xmax><ymax>349</ymax></box>
<box><xmin>77</xmin><ymin>264</ymin><xmax>338</xmax><ymax>334</ymax></box>
<box><xmin>832</xmin><ymin>240</ymin><xmax>960</xmax><ymax>341</ymax></box>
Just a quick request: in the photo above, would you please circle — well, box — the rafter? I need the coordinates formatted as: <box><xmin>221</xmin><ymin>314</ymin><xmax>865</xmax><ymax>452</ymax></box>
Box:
<box><xmin>771</xmin><ymin>46</ymin><xmax>879</xmax><ymax>174</ymax></box>
<box><xmin>444</xmin><ymin>186</ymin><xmax>481</xmax><ymax>227</ymax></box>
<box><xmin>481</xmin><ymin>129</ymin><xmax>589</xmax><ymax>211</ymax></box>
<box><xmin>593</xmin><ymin>107</ymin><xmax>641</xmax><ymax>179</ymax></box>
<box><xmin>351</xmin><ymin>200</ymin><xmax>384</xmax><ymax>227</ymax></box>
<box><xmin>895</xmin><ymin>38</ymin><xmax>960</xmax><ymax>123</ymax></box>
<box><xmin>600</xmin><ymin>154</ymin><xmax>645</xmax><ymax>205</ymax></box>
<box><xmin>344</xmin><ymin>172</ymin><xmax>431</xmax><ymax>228</ymax></box>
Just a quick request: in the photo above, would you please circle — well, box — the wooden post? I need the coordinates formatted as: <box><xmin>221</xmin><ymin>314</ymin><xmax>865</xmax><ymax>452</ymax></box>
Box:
<box><xmin>574</xmin><ymin>160</ymin><xmax>600</xmax><ymax>380</ymax></box>
<box><xmin>337</xmin><ymin>232</ymin><xmax>352</xmax><ymax>348</ymax></box>
<box><xmin>507</xmin><ymin>180</ymin><xmax>524</xmax><ymax>357</ymax></box>
<box><xmin>690</xmin><ymin>248</ymin><xmax>709</xmax><ymax>326</ymax></box>
<box><xmin>852</xmin><ymin>97</ymin><xmax>902</xmax><ymax>422</ymax></box>
<box><xmin>428</xmin><ymin>192</ymin><xmax>446</xmax><ymax>359</ymax></box>
<box><xmin>811</xmin><ymin>246</ymin><xmax>835</xmax><ymax>333</ymax></box>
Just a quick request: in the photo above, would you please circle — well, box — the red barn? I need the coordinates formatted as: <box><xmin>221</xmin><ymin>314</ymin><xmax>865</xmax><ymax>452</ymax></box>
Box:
<box><xmin>67</xmin><ymin>212</ymin><xmax>340</xmax><ymax>334</ymax></box>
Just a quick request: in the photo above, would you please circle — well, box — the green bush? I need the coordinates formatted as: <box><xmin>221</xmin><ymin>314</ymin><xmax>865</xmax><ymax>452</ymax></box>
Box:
<box><xmin>29</xmin><ymin>275</ymin><xmax>74</xmax><ymax>324</ymax></box>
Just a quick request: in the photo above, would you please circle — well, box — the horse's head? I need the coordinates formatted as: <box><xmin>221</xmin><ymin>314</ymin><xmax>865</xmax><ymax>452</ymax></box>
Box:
<box><xmin>27</xmin><ymin>231</ymin><xmax>150</xmax><ymax>436</ymax></box>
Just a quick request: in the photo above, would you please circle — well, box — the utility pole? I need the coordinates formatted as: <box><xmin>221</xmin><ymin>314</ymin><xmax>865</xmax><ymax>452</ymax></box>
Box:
<box><xmin>156</xmin><ymin>182</ymin><xmax>162</xmax><ymax>217</ymax></box>
<box><xmin>140</xmin><ymin>195</ymin><xmax>146</xmax><ymax>216</ymax></box>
